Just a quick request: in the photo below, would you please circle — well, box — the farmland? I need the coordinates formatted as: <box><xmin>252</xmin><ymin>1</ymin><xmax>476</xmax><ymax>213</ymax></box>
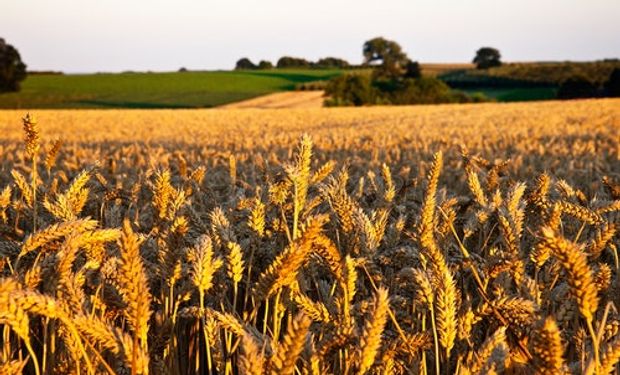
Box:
<box><xmin>2</xmin><ymin>61</ymin><xmax>615</xmax><ymax>110</ymax></box>
<box><xmin>0</xmin><ymin>98</ymin><xmax>620</xmax><ymax>374</ymax></box>
<box><xmin>0</xmin><ymin>69</ymin><xmax>341</xmax><ymax>109</ymax></box>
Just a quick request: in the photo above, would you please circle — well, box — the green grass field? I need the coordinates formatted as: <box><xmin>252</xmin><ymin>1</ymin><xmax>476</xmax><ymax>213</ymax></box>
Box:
<box><xmin>461</xmin><ymin>87</ymin><xmax>558</xmax><ymax>102</ymax></box>
<box><xmin>0</xmin><ymin>70</ymin><xmax>342</xmax><ymax>109</ymax></box>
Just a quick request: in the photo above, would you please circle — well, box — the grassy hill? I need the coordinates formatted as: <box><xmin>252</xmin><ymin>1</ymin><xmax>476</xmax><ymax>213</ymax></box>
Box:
<box><xmin>0</xmin><ymin>70</ymin><xmax>342</xmax><ymax>109</ymax></box>
<box><xmin>440</xmin><ymin>60</ymin><xmax>620</xmax><ymax>101</ymax></box>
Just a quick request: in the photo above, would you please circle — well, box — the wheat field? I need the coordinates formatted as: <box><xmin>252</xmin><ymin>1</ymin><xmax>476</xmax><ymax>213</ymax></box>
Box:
<box><xmin>0</xmin><ymin>99</ymin><xmax>619</xmax><ymax>374</ymax></box>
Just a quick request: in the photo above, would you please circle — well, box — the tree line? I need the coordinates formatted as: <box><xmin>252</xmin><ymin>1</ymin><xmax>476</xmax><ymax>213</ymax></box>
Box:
<box><xmin>234</xmin><ymin>45</ymin><xmax>503</xmax><ymax>72</ymax></box>
<box><xmin>235</xmin><ymin>56</ymin><xmax>352</xmax><ymax>70</ymax></box>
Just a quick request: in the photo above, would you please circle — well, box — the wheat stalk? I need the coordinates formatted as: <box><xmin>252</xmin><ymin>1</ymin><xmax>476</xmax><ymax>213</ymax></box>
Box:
<box><xmin>117</xmin><ymin>220</ymin><xmax>152</xmax><ymax>351</ymax></box>
<box><xmin>270</xmin><ymin>312</ymin><xmax>311</xmax><ymax>375</ymax></box>
<box><xmin>358</xmin><ymin>287</ymin><xmax>389</xmax><ymax>375</ymax></box>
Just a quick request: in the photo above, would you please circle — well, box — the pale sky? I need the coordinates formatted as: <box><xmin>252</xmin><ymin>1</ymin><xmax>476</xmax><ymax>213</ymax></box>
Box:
<box><xmin>2</xmin><ymin>0</ymin><xmax>619</xmax><ymax>73</ymax></box>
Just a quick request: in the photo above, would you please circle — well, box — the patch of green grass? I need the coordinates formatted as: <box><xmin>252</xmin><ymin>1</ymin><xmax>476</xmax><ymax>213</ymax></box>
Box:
<box><xmin>461</xmin><ymin>87</ymin><xmax>558</xmax><ymax>102</ymax></box>
<box><xmin>0</xmin><ymin>70</ymin><xmax>342</xmax><ymax>109</ymax></box>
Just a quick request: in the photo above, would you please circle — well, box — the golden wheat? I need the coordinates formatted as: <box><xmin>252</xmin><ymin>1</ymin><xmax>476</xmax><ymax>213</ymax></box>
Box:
<box><xmin>0</xmin><ymin>99</ymin><xmax>619</xmax><ymax>374</ymax></box>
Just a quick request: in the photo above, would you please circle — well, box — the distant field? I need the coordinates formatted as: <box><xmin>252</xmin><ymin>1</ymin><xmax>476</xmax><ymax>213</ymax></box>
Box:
<box><xmin>461</xmin><ymin>86</ymin><xmax>558</xmax><ymax>101</ymax></box>
<box><xmin>0</xmin><ymin>70</ymin><xmax>341</xmax><ymax>109</ymax></box>
<box><xmin>420</xmin><ymin>63</ymin><xmax>475</xmax><ymax>76</ymax></box>
<box><xmin>221</xmin><ymin>90</ymin><xmax>325</xmax><ymax>109</ymax></box>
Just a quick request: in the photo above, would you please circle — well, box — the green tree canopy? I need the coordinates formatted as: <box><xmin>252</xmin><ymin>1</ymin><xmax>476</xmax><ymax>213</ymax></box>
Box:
<box><xmin>604</xmin><ymin>68</ymin><xmax>620</xmax><ymax>97</ymax></box>
<box><xmin>276</xmin><ymin>56</ymin><xmax>311</xmax><ymax>69</ymax></box>
<box><xmin>557</xmin><ymin>75</ymin><xmax>598</xmax><ymax>99</ymax></box>
<box><xmin>257</xmin><ymin>60</ymin><xmax>273</xmax><ymax>70</ymax></box>
<box><xmin>404</xmin><ymin>60</ymin><xmax>421</xmax><ymax>79</ymax></box>
<box><xmin>473</xmin><ymin>47</ymin><xmax>502</xmax><ymax>69</ymax></box>
<box><xmin>315</xmin><ymin>57</ymin><xmax>350</xmax><ymax>69</ymax></box>
<box><xmin>235</xmin><ymin>58</ymin><xmax>257</xmax><ymax>70</ymax></box>
<box><xmin>362</xmin><ymin>37</ymin><xmax>409</xmax><ymax>80</ymax></box>
<box><xmin>0</xmin><ymin>38</ymin><xmax>27</xmax><ymax>92</ymax></box>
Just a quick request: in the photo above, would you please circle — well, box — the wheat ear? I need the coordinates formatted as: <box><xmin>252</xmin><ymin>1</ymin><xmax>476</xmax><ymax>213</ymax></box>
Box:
<box><xmin>358</xmin><ymin>287</ymin><xmax>389</xmax><ymax>375</ymax></box>
<box><xmin>22</xmin><ymin>114</ymin><xmax>40</xmax><ymax>231</ymax></box>
<box><xmin>531</xmin><ymin>317</ymin><xmax>566</xmax><ymax>374</ymax></box>
<box><xmin>270</xmin><ymin>312</ymin><xmax>311</xmax><ymax>375</ymax></box>
<box><xmin>117</xmin><ymin>220</ymin><xmax>152</xmax><ymax>350</ymax></box>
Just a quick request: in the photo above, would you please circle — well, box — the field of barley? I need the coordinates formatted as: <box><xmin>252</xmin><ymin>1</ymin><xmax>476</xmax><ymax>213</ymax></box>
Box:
<box><xmin>0</xmin><ymin>98</ymin><xmax>619</xmax><ymax>374</ymax></box>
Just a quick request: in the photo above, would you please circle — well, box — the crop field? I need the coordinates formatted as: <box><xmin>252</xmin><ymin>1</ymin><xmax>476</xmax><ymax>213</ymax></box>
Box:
<box><xmin>0</xmin><ymin>99</ymin><xmax>620</xmax><ymax>374</ymax></box>
<box><xmin>221</xmin><ymin>91</ymin><xmax>326</xmax><ymax>109</ymax></box>
<box><xmin>0</xmin><ymin>70</ymin><xmax>341</xmax><ymax>109</ymax></box>
<box><xmin>419</xmin><ymin>63</ymin><xmax>475</xmax><ymax>77</ymax></box>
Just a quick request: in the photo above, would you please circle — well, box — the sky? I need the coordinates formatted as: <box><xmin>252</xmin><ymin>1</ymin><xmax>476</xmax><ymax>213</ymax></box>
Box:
<box><xmin>2</xmin><ymin>0</ymin><xmax>620</xmax><ymax>73</ymax></box>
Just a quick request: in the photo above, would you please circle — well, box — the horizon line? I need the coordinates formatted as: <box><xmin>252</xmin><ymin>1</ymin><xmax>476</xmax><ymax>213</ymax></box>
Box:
<box><xmin>27</xmin><ymin>58</ymin><xmax>620</xmax><ymax>75</ymax></box>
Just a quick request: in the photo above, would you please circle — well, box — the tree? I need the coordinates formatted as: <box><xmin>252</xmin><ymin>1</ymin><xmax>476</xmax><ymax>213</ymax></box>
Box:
<box><xmin>362</xmin><ymin>37</ymin><xmax>408</xmax><ymax>80</ymax></box>
<box><xmin>315</xmin><ymin>57</ymin><xmax>350</xmax><ymax>69</ymax></box>
<box><xmin>557</xmin><ymin>76</ymin><xmax>598</xmax><ymax>99</ymax></box>
<box><xmin>235</xmin><ymin>58</ymin><xmax>257</xmax><ymax>70</ymax></box>
<box><xmin>258</xmin><ymin>60</ymin><xmax>273</xmax><ymax>70</ymax></box>
<box><xmin>0</xmin><ymin>38</ymin><xmax>27</xmax><ymax>92</ymax></box>
<box><xmin>473</xmin><ymin>47</ymin><xmax>502</xmax><ymax>69</ymax></box>
<box><xmin>276</xmin><ymin>56</ymin><xmax>311</xmax><ymax>69</ymax></box>
<box><xmin>604</xmin><ymin>68</ymin><xmax>620</xmax><ymax>97</ymax></box>
<box><xmin>404</xmin><ymin>60</ymin><xmax>421</xmax><ymax>79</ymax></box>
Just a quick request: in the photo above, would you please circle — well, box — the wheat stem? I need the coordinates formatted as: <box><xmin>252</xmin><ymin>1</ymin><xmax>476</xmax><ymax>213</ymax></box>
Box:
<box><xmin>586</xmin><ymin>317</ymin><xmax>600</xmax><ymax>374</ymax></box>
<box><xmin>430</xmin><ymin>304</ymin><xmax>440</xmax><ymax>375</ymax></box>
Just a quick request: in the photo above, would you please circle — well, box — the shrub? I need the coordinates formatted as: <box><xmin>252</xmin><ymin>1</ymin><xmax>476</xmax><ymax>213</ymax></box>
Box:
<box><xmin>604</xmin><ymin>68</ymin><xmax>620</xmax><ymax>97</ymax></box>
<box><xmin>557</xmin><ymin>76</ymin><xmax>598</xmax><ymax>99</ymax></box>
<box><xmin>276</xmin><ymin>56</ymin><xmax>311</xmax><ymax>69</ymax></box>
<box><xmin>235</xmin><ymin>58</ymin><xmax>257</xmax><ymax>70</ymax></box>
<box><xmin>324</xmin><ymin>73</ymin><xmax>377</xmax><ymax>106</ymax></box>
<box><xmin>258</xmin><ymin>60</ymin><xmax>273</xmax><ymax>70</ymax></box>
<box><xmin>325</xmin><ymin>75</ymin><xmax>479</xmax><ymax>106</ymax></box>
<box><xmin>468</xmin><ymin>92</ymin><xmax>494</xmax><ymax>103</ymax></box>
<box><xmin>404</xmin><ymin>60</ymin><xmax>422</xmax><ymax>79</ymax></box>
<box><xmin>390</xmin><ymin>77</ymin><xmax>463</xmax><ymax>105</ymax></box>
<box><xmin>315</xmin><ymin>57</ymin><xmax>350</xmax><ymax>69</ymax></box>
